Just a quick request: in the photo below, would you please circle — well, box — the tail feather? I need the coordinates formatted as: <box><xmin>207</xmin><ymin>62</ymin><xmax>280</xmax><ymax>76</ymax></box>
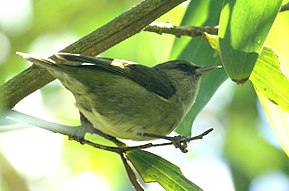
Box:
<box><xmin>17</xmin><ymin>52</ymin><xmax>62</xmax><ymax>72</ymax></box>
<box><xmin>17</xmin><ymin>52</ymin><xmax>55</xmax><ymax>64</ymax></box>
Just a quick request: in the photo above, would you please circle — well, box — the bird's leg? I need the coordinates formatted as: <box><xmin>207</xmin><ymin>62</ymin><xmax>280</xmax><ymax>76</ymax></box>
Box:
<box><xmin>73</xmin><ymin>112</ymin><xmax>95</xmax><ymax>143</ymax></box>
<box><xmin>161</xmin><ymin>135</ymin><xmax>190</xmax><ymax>153</ymax></box>
<box><xmin>79</xmin><ymin>113</ymin><xmax>125</xmax><ymax>147</ymax></box>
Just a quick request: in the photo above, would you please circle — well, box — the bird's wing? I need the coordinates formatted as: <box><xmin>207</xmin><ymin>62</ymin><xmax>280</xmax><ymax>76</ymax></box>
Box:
<box><xmin>56</xmin><ymin>53</ymin><xmax>175</xmax><ymax>99</ymax></box>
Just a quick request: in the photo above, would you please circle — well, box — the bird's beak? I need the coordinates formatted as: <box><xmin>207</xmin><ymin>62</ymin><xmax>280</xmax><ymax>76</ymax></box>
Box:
<box><xmin>195</xmin><ymin>65</ymin><xmax>222</xmax><ymax>74</ymax></box>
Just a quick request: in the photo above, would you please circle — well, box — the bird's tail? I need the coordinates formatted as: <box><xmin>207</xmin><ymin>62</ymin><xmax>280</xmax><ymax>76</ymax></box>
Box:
<box><xmin>17</xmin><ymin>52</ymin><xmax>62</xmax><ymax>71</ymax></box>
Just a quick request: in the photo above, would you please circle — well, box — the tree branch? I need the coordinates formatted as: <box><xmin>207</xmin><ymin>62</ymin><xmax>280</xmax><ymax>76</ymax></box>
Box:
<box><xmin>6</xmin><ymin>110</ymin><xmax>80</xmax><ymax>137</ymax></box>
<box><xmin>0</xmin><ymin>0</ymin><xmax>186</xmax><ymax>110</ymax></box>
<box><xmin>6</xmin><ymin>110</ymin><xmax>213</xmax><ymax>153</ymax></box>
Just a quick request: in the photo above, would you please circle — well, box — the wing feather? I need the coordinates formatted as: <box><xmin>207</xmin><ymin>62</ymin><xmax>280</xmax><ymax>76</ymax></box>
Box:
<box><xmin>56</xmin><ymin>53</ymin><xmax>175</xmax><ymax>99</ymax></box>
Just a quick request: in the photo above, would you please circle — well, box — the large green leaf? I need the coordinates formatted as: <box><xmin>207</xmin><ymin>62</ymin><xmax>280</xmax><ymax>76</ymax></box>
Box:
<box><xmin>126</xmin><ymin>150</ymin><xmax>202</xmax><ymax>191</ymax></box>
<box><xmin>205</xmin><ymin>34</ymin><xmax>289</xmax><ymax>156</ymax></box>
<box><xmin>250</xmin><ymin>47</ymin><xmax>289</xmax><ymax>157</ymax></box>
<box><xmin>250</xmin><ymin>47</ymin><xmax>289</xmax><ymax>113</ymax></box>
<box><xmin>205</xmin><ymin>35</ymin><xmax>289</xmax><ymax>114</ymax></box>
<box><xmin>219</xmin><ymin>0</ymin><xmax>282</xmax><ymax>83</ymax></box>
<box><xmin>170</xmin><ymin>0</ymin><xmax>227</xmax><ymax>136</ymax></box>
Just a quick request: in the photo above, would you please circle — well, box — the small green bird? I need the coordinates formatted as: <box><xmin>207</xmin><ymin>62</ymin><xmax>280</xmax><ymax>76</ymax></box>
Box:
<box><xmin>18</xmin><ymin>52</ymin><xmax>219</xmax><ymax>142</ymax></box>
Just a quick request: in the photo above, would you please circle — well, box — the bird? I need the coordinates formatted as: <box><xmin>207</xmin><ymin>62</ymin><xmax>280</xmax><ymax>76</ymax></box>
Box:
<box><xmin>18</xmin><ymin>52</ymin><xmax>220</xmax><ymax>143</ymax></box>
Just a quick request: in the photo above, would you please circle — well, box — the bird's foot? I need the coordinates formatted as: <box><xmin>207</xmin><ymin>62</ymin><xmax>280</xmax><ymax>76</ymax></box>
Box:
<box><xmin>142</xmin><ymin>128</ymin><xmax>213</xmax><ymax>153</ymax></box>
<box><xmin>142</xmin><ymin>133</ymin><xmax>190</xmax><ymax>153</ymax></box>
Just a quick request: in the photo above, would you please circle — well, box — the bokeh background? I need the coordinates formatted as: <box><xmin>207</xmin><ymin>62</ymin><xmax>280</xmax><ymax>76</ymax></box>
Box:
<box><xmin>0</xmin><ymin>0</ymin><xmax>288</xmax><ymax>191</ymax></box>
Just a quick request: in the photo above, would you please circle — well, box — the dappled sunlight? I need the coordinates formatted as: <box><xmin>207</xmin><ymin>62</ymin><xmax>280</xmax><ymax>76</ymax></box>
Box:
<box><xmin>1</xmin><ymin>0</ymin><xmax>288</xmax><ymax>191</ymax></box>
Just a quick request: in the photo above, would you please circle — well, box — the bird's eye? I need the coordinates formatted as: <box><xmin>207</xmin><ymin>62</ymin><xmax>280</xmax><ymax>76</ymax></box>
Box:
<box><xmin>177</xmin><ymin>63</ymin><xmax>191</xmax><ymax>72</ymax></box>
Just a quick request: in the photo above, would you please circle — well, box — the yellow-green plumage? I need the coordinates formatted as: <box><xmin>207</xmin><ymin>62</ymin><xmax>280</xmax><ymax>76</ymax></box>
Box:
<box><xmin>19</xmin><ymin>52</ymin><xmax>218</xmax><ymax>140</ymax></box>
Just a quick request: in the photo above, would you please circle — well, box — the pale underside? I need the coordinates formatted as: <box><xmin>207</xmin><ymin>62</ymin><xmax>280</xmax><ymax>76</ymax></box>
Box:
<box><xmin>59</xmin><ymin>71</ymin><xmax>185</xmax><ymax>141</ymax></box>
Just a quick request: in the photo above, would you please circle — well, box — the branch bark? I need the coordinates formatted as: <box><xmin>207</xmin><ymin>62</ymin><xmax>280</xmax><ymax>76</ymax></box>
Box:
<box><xmin>0</xmin><ymin>0</ymin><xmax>186</xmax><ymax>109</ymax></box>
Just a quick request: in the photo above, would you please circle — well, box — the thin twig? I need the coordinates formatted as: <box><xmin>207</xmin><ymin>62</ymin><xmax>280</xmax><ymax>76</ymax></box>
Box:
<box><xmin>5</xmin><ymin>109</ymin><xmax>212</xmax><ymax>190</ymax></box>
<box><xmin>144</xmin><ymin>22</ymin><xmax>218</xmax><ymax>37</ymax></box>
<box><xmin>122</xmin><ymin>128</ymin><xmax>214</xmax><ymax>152</ymax></box>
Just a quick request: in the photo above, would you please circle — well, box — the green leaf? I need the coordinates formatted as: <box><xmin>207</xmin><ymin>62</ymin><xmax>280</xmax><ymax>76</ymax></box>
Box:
<box><xmin>203</xmin><ymin>34</ymin><xmax>219</xmax><ymax>53</ymax></box>
<box><xmin>257</xmin><ymin>93</ymin><xmax>289</xmax><ymax>157</ymax></box>
<box><xmin>170</xmin><ymin>0</ymin><xmax>227</xmax><ymax>136</ymax></box>
<box><xmin>205</xmin><ymin>35</ymin><xmax>289</xmax><ymax>113</ymax></box>
<box><xmin>251</xmin><ymin>46</ymin><xmax>289</xmax><ymax>157</ymax></box>
<box><xmin>250</xmin><ymin>47</ymin><xmax>289</xmax><ymax>113</ymax></box>
<box><xmin>205</xmin><ymin>35</ymin><xmax>289</xmax><ymax>156</ymax></box>
<box><xmin>126</xmin><ymin>150</ymin><xmax>202</xmax><ymax>191</ymax></box>
<box><xmin>219</xmin><ymin>0</ymin><xmax>282</xmax><ymax>83</ymax></box>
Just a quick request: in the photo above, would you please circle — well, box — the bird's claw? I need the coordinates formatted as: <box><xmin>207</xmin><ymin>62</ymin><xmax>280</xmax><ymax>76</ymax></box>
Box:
<box><xmin>170</xmin><ymin>136</ymin><xmax>190</xmax><ymax>153</ymax></box>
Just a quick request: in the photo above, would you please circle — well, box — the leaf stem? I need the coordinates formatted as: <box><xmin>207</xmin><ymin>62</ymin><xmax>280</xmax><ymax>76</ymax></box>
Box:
<box><xmin>120</xmin><ymin>153</ymin><xmax>145</xmax><ymax>191</ymax></box>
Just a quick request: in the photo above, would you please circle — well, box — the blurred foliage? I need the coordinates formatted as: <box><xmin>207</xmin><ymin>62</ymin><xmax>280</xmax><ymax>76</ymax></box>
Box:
<box><xmin>0</xmin><ymin>0</ymin><xmax>289</xmax><ymax>191</ymax></box>
<box><xmin>0</xmin><ymin>152</ymin><xmax>28</xmax><ymax>191</ymax></box>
